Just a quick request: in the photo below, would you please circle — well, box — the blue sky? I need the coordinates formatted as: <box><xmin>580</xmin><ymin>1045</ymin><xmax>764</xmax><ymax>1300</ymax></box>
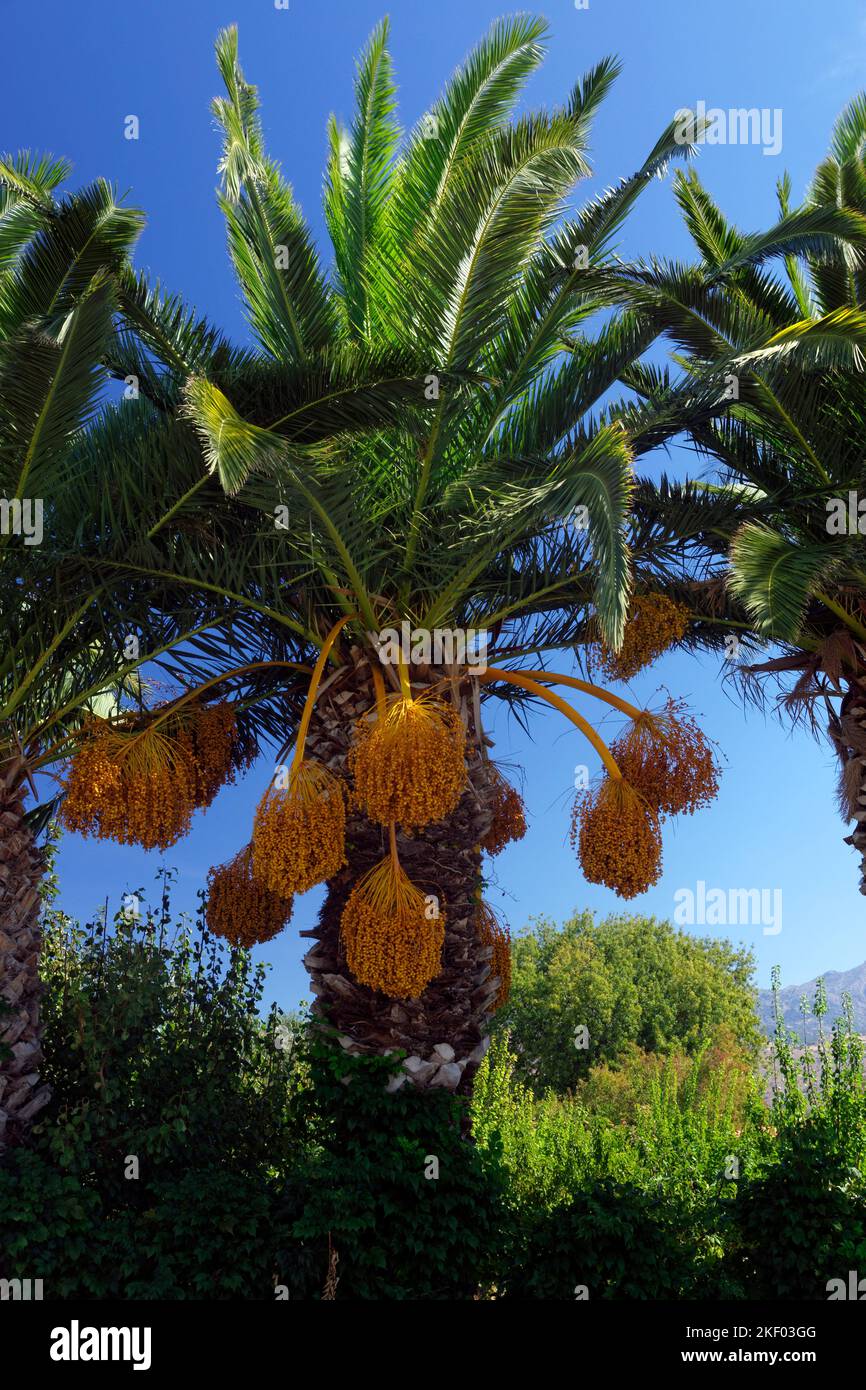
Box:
<box><xmin>6</xmin><ymin>0</ymin><xmax>866</xmax><ymax>1007</ymax></box>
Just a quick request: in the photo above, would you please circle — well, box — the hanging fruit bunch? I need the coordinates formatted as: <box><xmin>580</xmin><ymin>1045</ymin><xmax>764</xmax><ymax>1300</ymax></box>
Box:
<box><xmin>476</xmin><ymin>900</ymin><xmax>511</xmax><ymax>1010</ymax></box>
<box><xmin>341</xmin><ymin>826</ymin><xmax>445</xmax><ymax>998</ymax></box>
<box><xmin>570</xmin><ymin>775</ymin><xmax>663</xmax><ymax>899</ymax></box>
<box><xmin>179</xmin><ymin>701</ymin><xmax>254</xmax><ymax>806</ymax></box>
<box><xmin>594</xmin><ymin>593</ymin><xmax>690</xmax><ymax>683</ymax></box>
<box><xmin>610</xmin><ymin>698</ymin><xmax>721</xmax><ymax>818</ymax></box>
<box><xmin>478</xmin><ymin>659</ymin><xmax>719</xmax><ymax>902</ymax></box>
<box><xmin>480</xmin><ymin>764</ymin><xmax>526</xmax><ymax>856</ymax></box>
<box><xmin>206</xmin><ymin>844</ymin><xmax>292</xmax><ymax>947</ymax></box>
<box><xmin>350</xmin><ymin>688</ymin><xmax>467</xmax><ymax>829</ymax></box>
<box><xmin>251</xmin><ymin>620</ymin><xmax>351</xmax><ymax>897</ymax></box>
<box><xmin>338</xmin><ymin>661</ymin><xmax>467</xmax><ymax>995</ymax></box>
<box><xmin>61</xmin><ymin>701</ymin><xmax>243</xmax><ymax>851</ymax></box>
<box><xmin>253</xmin><ymin>760</ymin><xmax>347</xmax><ymax>896</ymax></box>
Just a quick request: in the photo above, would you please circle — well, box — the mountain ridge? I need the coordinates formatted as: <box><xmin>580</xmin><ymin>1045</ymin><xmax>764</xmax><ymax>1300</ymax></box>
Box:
<box><xmin>757</xmin><ymin>958</ymin><xmax>866</xmax><ymax>1042</ymax></box>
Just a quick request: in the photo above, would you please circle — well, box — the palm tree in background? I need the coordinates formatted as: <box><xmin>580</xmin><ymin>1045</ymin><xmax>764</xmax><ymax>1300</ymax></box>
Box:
<box><xmin>616</xmin><ymin>96</ymin><xmax>866</xmax><ymax>889</ymax></box>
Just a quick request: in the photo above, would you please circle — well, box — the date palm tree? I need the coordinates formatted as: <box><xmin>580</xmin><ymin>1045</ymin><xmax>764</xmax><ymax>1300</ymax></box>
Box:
<box><xmin>6</xmin><ymin>15</ymin><xmax>719</xmax><ymax>1125</ymax></box>
<box><xmin>616</xmin><ymin>94</ymin><xmax>866</xmax><ymax>889</ymax></box>
<box><xmin>118</xmin><ymin>17</ymin><xmax>719</xmax><ymax>1095</ymax></box>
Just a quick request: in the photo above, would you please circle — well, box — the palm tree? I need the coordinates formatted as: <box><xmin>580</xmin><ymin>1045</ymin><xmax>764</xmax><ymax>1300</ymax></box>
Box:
<box><xmin>5</xmin><ymin>15</ymin><xmax>721</xmax><ymax>1123</ymax></box>
<box><xmin>615</xmin><ymin>95</ymin><xmax>866</xmax><ymax>890</ymax></box>
<box><xmin>0</xmin><ymin>157</ymin><xmax>160</xmax><ymax>1142</ymax></box>
<box><xmin>118</xmin><ymin>17</ymin><xmax>720</xmax><ymax>1095</ymax></box>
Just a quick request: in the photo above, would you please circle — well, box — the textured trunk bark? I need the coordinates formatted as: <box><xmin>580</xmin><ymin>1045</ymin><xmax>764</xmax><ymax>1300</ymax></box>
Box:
<box><xmin>302</xmin><ymin>650</ymin><xmax>500</xmax><ymax>1097</ymax></box>
<box><xmin>0</xmin><ymin>756</ymin><xmax>50</xmax><ymax>1150</ymax></box>
<box><xmin>835</xmin><ymin>679</ymin><xmax>866</xmax><ymax>894</ymax></box>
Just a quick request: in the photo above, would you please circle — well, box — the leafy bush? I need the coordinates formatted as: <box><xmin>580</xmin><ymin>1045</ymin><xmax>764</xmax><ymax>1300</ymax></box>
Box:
<box><xmin>0</xmin><ymin>880</ymin><xmax>307</xmax><ymax>1298</ymax></box>
<box><xmin>501</xmin><ymin>1181</ymin><xmax>706</xmax><ymax>1300</ymax></box>
<box><xmin>495</xmin><ymin>912</ymin><xmax>761</xmax><ymax>1093</ymax></box>
<box><xmin>37</xmin><ymin>874</ymin><xmax>307</xmax><ymax>1182</ymax></box>
<box><xmin>724</xmin><ymin>1122</ymin><xmax>866</xmax><ymax>1299</ymax></box>
<box><xmin>723</xmin><ymin>984</ymin><xmax>866</xmax><ymax>1299</ymax></box>
<box><xmin>472</xmin><ymin>1033</ymin><xmax>754</xmax><ymax>1209</ymax></box>
<box><xmin>280</xmin><ymin>1042</ymin><xmax>508</xmax><ymax>1300</ymax></box>
<box><xmin>6</xmin><ymin>881</ymin><xmax>866</xmax><ymax>1302</ymax></box>
<box><xmin>0</xmin><ymin>1151</ymin><xmax>282</xmax><ymax>1299</ymax></box>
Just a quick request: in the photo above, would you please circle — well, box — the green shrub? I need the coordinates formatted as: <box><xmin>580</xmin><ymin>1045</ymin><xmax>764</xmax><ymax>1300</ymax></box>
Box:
<box><xmin>725</xmin><ymin>1122</ymin><xmax>866</xmax><ymax>1300</ymax></box>
<box><xmin>0</xmin><ymin>882</ymin><xmax>307</xmax><ymax>1299</ymax></box>
<box><xmin>501</xmin><ymin>1181</ymin><xmax>706</xmax><ymax>1300</ymax></box>
<box><xmin>281</xmin><ymin>1043</ymin><xmax>509</xmax><ymax>1299</ymax></box>
<box><xmin>37</xmin><ymin>877</ymin><xmax>306</xmax><ymax>1184</ymax></box>
<box><xmin>724</xmin><ymin>984</ymin><xmax>866</xmax><ymax>1299</ymax></box>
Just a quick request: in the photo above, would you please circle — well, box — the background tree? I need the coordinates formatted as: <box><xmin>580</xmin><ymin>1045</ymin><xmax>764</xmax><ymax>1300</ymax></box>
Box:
<box><xmin>613</xmin><ymin>96</ymin><xmax>866</xmax><ymax>891</ymax></box>
<box><xmin>494</xmin><ymin>911</ymin><xmax>760</xmax><ymax>1093</ymax></box>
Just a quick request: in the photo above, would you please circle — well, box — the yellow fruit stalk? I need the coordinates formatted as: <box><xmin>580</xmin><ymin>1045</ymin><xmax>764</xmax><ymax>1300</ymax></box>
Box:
<box><xmin>251</xmin><ymin>615</ymin><xmax>352</xmax><ymax>896</ymax></box>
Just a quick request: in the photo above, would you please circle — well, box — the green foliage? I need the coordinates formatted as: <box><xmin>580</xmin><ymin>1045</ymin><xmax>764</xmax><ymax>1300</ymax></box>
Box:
<box><xmin>725</xmin><ymin>1124</ymin><xmax>866</xmax><ymax>1300</ymax></box>
<box><xmin>0</xmin><ymin>1153</ymin><xmax>280</xmax><ymax>1299</ymax></box>
<box><xmin>281</xmin><ymin>1043</ymin><xmax>508</xmax><ymax>1300</ymax></box>
<box><xmin>0</xmin><ymin>880</ymin><xmax>505</xmax><ymax>1300</ymax></box>
<box><xmin>37</xmin><ymin>872</ymin><xmax>305</xmax><ymax>1182</ymax></box>
<box><xmin>576</xmin><ymin>1028</ymin><xmax>754</xmax><ymax>1130</ymax></box>
<box><xmin>501</xmin><ymin>1182</ymin><xmax>705</xmax><ymax>1300</ymax></box>
<box><xmin>473</xmin><ymin>1032</ymin><xmax>754</xmax><ymax>1206</ymax></box>
<box><xmin>495</xmin><ymin>911</ymin><xmax>760</xmax><ymax>1093</ymax></box>
<box><xmin>472</xmin><ymin>1034</ymin><xmax>748</xmax><ymax>1297</ymax></box>
<box><xmin>6</xmin><ymin>886</ymin><xmax>866</xmax><ymax>1301</ymax></box>
<box><xmin>722</xmin><ymin>977</ymin><xmax>866</xmax><ymax>1300</ymax></box>
<box><xmin>0</xmin><ymin>880</ymin><xmax>307</xmax><ymax>1297</ymax></box>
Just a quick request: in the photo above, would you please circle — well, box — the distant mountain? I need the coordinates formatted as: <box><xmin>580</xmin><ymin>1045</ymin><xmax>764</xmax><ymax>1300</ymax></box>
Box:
<box><xmin>757</xmin><ymin>959</ymin><xmax>866</xmax><ymax>1042</ymax></box>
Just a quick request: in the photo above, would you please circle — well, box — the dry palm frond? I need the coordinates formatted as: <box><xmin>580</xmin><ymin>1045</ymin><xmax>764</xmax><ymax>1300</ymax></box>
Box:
<box><xmin>837</xmin><ymin>753</ymin><xmax>865</xmax><ymax>823</ymax></box>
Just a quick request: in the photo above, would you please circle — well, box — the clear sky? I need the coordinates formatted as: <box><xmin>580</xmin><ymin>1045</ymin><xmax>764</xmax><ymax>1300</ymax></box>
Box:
<box><xmin>6</xmin><ymin>0</ymin><xmax>866</xmax><ymax>1007</ymax></box>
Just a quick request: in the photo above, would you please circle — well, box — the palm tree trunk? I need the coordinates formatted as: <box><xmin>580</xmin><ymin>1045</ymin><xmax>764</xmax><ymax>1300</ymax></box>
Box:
<box><xmin>0</xmin><ymin>755</ymin><xmax>50</xmax><ymax>1150</ymax></box>
<box><xmin>302</xmin><ymin>651</ymin><xmax>499</xmax><ymax>1096</ymax></box>
<box><xmin>831</xmin><ymin>679</ymin><xmax>866</xmax><ymax>893</ymax></box>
